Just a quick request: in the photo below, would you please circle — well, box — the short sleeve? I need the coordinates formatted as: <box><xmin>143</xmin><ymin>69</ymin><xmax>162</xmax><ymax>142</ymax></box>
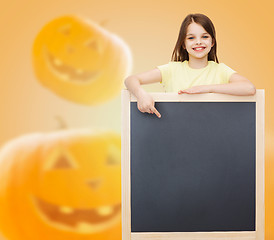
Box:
<box><xmin>219</xmin><ymin>63</ymin><xmax>237</xmax><ymax>83</ymax></box>
<box><xmin>156</xmin><ymin>63</ymin><xmax>171</xmax><ymax>89</ymax></box>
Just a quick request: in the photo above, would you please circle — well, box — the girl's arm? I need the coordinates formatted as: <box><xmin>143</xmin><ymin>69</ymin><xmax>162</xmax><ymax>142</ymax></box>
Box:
<box><xmin>124</xmin><ymin>68</ymin><xmax>162</xmax><ymax>118</ymax></box>
<box><xmin>179</xmin><ymin>73</ymin><xmax>256</xmax><ymax>96</ymax></box>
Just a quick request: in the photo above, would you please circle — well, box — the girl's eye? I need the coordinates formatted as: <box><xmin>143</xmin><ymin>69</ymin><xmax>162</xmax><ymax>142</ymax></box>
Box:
<box><xmin>187</xmin><ymin>36</ymin><xmax>209</xmax><ymax>40</ymax></box>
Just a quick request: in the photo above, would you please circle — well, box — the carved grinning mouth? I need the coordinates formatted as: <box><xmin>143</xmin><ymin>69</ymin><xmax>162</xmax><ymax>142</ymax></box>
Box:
<box><xmin>44</xmin><ymin>46</ymin><xmax>101</xmax><ymax>83</ymax></box>
<box><xmin>33</xmin><ymin>196</ymin><xmax>121</xmax><ymax>233</ymax></box>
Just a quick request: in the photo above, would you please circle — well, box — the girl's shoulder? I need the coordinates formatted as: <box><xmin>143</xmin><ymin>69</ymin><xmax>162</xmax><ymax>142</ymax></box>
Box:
<box><xmin>216</xmin><ymin>62</ymin><xmax>235</xmax><ymax>71</ymax></box>
<box><xmin>208</xmin><ymin>61</ymin><xmax>235</xmax><ymax>71</ymax></box>
<box><xmin>159</xmin><ymin>61</ymin><xmax>186</xmax><ymax>70</ymax></box>
<box><xmin>168</xmin><ymin>60</ymin><xmax>188</xmax><ymax>67</ymax></box>
<box><xmin>214</xmin><ymin>62</ymin><xmax>237</xmax><ymax>76</ymax></box>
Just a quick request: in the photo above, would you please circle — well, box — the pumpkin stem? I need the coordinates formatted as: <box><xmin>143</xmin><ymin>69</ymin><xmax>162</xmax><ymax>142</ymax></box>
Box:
<box><xmin>55</xmin><ymin>115</ymin><xmax>68</xmax><ymax>129</ymax></box>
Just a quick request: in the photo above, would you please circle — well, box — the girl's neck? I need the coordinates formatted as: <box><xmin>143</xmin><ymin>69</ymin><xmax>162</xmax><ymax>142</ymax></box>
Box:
<box><xmin>188</xmin><ymin>57</ymin><xmax>209</xmax><ymax>69</ymax></box>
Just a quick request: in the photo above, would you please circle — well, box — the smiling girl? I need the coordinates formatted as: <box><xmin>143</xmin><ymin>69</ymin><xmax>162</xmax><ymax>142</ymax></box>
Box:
<box><xmin>124</xmin><ymin>13</ymin><xmax>256</xmax><ymax>118</ymax></box>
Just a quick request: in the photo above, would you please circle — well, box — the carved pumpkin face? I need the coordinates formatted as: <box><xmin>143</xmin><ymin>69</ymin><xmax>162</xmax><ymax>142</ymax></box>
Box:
<box><xmin>0</xmin><ymin>129</ymin><xmax>121</xmax><ymax>240</ymax></box>
<box><xmin>32</xmin><ymin>15</ymin><xmax>132</xmax><ymax>105</ymax></box>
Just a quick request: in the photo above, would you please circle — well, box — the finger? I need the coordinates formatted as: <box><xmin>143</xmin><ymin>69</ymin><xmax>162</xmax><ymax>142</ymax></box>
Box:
<box><xmin>146</xmin><ymin>108</ymin><xmax>152</xmax><ymax>114</ymax></box>
<box><xmin>152</xmin><ymin>107</ymin><xmax>161</xmax><ymax>118</ymax></box>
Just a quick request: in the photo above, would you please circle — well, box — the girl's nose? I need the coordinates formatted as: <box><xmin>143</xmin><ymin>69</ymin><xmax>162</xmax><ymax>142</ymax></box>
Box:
<box><xmin>196</xmin><ymin>38</ymin><xmax>202</xmax><ymax>44</ymax></box>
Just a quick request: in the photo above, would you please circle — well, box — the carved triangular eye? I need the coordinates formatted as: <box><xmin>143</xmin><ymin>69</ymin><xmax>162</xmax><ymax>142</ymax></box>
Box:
<box><xmin>44</xmin><ymin>149</ymin><xmax>78</xmax><ymax>171</ymax></box>
<box><xmin>52</xmin><ymin>155</ymin><xmax>74</xmax><ymax>169</ymax></box>
<box><xmin>85</xmin><ymin>39</ymin><xmax>100</xmax><ymax>52</ymax></box>
<box><xmin>107</xmin><ymin>155</ymin><xmax>119</xmax><ymax>165</ymax></box>
<box><xmin>58</xmin><ymin>24</ymin><xmax>71</xmax><ymax>36</ymax></box>
<box><xmin>106</xmin><ymin>144</ymin><xmax>121</xmax><ymax>166</ymax></box>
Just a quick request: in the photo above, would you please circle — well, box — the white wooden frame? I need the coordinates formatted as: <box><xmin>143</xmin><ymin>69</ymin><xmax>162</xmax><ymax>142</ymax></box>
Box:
<box><xmin>121</xmin><ymin>89</ymin><xmax>265</xmax><ymax>240</ymax></box>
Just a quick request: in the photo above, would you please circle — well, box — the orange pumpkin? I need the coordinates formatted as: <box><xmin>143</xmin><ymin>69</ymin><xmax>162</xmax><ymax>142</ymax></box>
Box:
<box><xmin>32</xmin><ymin>15</ymin><xmax>132</xmax><ymax>105</ymax></box>
<box><xmin>0</xmin><ymin>129</ymin><xmax>121</xmax><ymax>240</ymax></box>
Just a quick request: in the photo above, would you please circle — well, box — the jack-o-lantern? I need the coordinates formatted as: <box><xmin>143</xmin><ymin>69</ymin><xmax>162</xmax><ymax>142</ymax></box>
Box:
<box><xmin>0</xmin><ymin>129</ymin><xmax>121</xmax><ymax>240</ymax></box>
<box><xmin>32</xmin><ymin>15</ymin><xmax>132</xmax><ymax>105</ymax></box>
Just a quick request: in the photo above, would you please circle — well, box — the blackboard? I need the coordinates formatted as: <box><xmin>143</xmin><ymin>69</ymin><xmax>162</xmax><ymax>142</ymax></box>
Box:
<box><xmin>131</xmin><ymin>102</ymin><xmax>255</xmax><ymax>232</ymax></box>
<box><xmin>121</xmin><ymin>90</ymin><xmax>264</xmax><ymax>240</ymax></box>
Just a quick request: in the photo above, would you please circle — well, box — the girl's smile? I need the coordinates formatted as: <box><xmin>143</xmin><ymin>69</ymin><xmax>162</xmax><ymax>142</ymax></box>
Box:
<box><xmin>193</xmin><ymin>47</ymin><xmax>206</xmax><ymax>52</ymax></box>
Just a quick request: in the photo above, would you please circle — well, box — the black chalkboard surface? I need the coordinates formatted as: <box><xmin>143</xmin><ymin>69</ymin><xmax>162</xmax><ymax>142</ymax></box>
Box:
<box><xmin>130</xmin><ymin>102</ymin><xmax>256</xmax><ymax>232</ymax></box>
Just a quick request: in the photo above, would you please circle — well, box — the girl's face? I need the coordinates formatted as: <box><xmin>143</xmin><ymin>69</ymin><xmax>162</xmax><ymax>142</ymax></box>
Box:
<box><xmin>184</xmin><ymin>22</ymin><xmax>214</xmax><ymax>61</ymax></box>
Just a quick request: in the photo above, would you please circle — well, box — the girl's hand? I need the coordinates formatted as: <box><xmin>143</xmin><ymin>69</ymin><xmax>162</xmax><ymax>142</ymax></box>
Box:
<box><xmin>137</xmin><ymin>91</ymin><xmax>161</xmax><ymax>118</ymax></box>
<box><xmin>178</xmin><ymin>85</ymin><xmax>211</xmax><ymax>94</ymax></box>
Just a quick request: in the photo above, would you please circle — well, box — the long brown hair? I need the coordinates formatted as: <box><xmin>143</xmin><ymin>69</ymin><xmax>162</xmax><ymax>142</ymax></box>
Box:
<box><xmin>171</xmin><ymin>13</ymin><xmax>219</xmax><ymax>63</ymax></box>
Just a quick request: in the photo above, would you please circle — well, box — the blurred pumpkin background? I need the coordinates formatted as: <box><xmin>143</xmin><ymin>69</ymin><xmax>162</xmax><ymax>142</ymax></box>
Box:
<box><xmin>0</xmin><ymin>0</ymin><xmax>273</xmax><ymax>239</ymax></box>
